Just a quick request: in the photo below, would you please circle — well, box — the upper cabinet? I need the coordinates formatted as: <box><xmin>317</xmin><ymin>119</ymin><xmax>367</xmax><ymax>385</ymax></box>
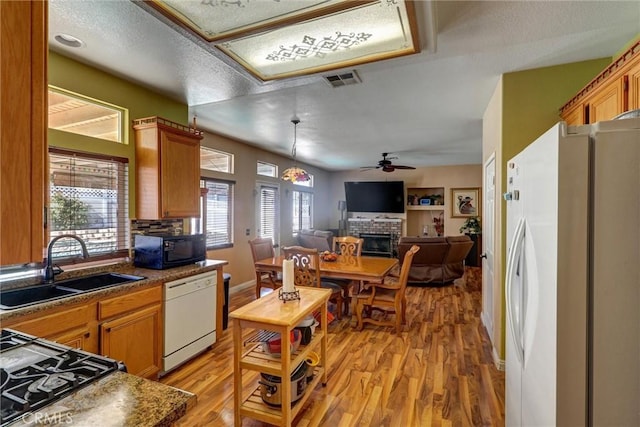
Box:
<box><xmin>627</xmin><ymin>59</ymin><xmax>640</xmax><ymax>111</ymax></box>
<box><xmin>133</xmin><ymin>117</ymin><xmax>203</xmax><ymax>219</ymax></box>
<box><xmin>560</xmin><ymin>40</ymin><xmax>640</xmax><ymax>125</ymax></box>
<box><xmin>0</xmin><ymin>1</ymin><xmax>47</xmax><ymax>265</ymax></box>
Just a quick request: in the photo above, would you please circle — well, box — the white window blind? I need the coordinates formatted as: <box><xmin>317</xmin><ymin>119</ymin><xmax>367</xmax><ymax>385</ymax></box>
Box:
<box><xmin>48</xmin><ymin>149</ymin><xmax>129</xmax><ymax>261</ymax></box>
<box><xmin>293</xmin><ymin>190</ymin><xmax>313</xmax><ymax>232</ymax></box>
<box><xmin>259</xmin><ymin>185</ymin><xmax>278</xmax><ymax>241</ymax></box>
<box><xmin>202</xmin><ymin>179</ymin><xmax>234</xmax><ymax>247</ymax></box>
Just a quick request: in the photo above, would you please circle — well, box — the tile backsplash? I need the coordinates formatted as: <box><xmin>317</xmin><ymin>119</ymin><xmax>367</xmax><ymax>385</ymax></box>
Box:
<box><xmin>130</xmin><ymin>219</ymin><xmax>184</xmax><ymax>238</ymax></box>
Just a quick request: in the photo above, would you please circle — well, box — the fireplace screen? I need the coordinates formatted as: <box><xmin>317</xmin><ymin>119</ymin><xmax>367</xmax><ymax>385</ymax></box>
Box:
<box><xmin>360</xmin><ymin>233</ymin><xmax>393</xmax><ymax>257</ymax></box>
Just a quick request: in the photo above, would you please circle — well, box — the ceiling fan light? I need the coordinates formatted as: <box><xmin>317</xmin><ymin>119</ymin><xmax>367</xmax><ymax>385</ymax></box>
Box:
<box><xmin>281</xmin><ymin>166</ymin><xmax>310</xmax><ymax>182</ymax></box>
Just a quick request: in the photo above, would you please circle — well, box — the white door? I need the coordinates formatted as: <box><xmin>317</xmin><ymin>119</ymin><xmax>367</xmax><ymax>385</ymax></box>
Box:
<box><xmin>481</xmin><ymin>154</ymin><xmax>496</xmax><ymax>341</ymax></box>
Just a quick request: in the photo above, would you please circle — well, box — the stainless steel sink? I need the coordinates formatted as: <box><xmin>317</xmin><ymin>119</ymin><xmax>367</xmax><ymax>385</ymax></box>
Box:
<box><xmin>0</xmin><ymin>273</ymin><xmax>146</xmax><ymax>310</ymax></box>
<box><xmin>55</xmin><ymin>273</ymin><xmax>146</xmax><ymax>292</ymax></box>
<box><xmin>0</xmin><ymin>285</ymin><xmax>82</xmax><ymax>309</ymax></box>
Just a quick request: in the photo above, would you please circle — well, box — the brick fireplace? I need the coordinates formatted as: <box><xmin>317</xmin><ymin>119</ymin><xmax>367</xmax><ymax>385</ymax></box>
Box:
<box><xmin>347</xmin><ymin>218</ymin><xmax>402</xmax><ymax>257</ymax></box>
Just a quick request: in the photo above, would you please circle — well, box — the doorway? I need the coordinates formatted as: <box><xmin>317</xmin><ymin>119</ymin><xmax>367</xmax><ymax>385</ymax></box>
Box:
<box><xmin>482</xmin><ymin>154</ymin><xmax>496</xmax><ymax>346</ymax></box>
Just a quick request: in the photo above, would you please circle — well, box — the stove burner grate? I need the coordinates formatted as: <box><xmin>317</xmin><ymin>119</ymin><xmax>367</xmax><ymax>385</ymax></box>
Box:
<box><xmin>0</xmin><ymin>330</ymin><xmax>120</xmax><ymax>427</ymax></box>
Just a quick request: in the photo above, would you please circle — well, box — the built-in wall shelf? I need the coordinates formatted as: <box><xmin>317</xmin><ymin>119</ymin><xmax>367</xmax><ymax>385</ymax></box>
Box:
<box><xmin>406</xmin><ymin>205</ymin><xmax>444</xmax><ymax>211</ymax></box>
<box><xmin>406</xmin><ymin>187</ymin><xmax>445</xmax><ymax>237</ymax></box>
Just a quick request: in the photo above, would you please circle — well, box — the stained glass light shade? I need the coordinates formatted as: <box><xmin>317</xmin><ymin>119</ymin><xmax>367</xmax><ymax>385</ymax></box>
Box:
<box><xmin>147</xmin><ymin>0</ymin><xmax>419</xmax><ymax>81</ymax></box>
<box><xmin>281</xmin><ymin>118</ymin><xmax>311</xmax><ymax>183</ymax></box>
<box><xmin>281</xmin><ymin>166</ymin><xmax>311</xmax><ymax>183</ymax></box>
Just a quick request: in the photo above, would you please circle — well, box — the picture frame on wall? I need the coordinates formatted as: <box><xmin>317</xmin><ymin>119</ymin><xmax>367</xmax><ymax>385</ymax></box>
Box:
<box><xmin>451</xmin><ymin>187</ymin><xmax>481</xmax><ymax>218</ymax></box>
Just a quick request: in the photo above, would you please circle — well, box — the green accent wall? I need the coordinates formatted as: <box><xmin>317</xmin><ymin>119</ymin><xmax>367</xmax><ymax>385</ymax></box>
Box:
<box><xmin>47</xmin><ymin>52</ymin><xmax>188</xmax><ymax>217</ymax></box>
<box><xmin>498</xmin><ymin>57</ymin><xmax>611</xmax><ymax>356</ymax></box>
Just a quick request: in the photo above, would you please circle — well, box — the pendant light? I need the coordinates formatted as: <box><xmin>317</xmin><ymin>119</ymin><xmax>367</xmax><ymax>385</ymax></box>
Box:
<box><xmin>281</xmin><ymin>117</ymin><xmax>310</xmax><ymax>183</ymax></box>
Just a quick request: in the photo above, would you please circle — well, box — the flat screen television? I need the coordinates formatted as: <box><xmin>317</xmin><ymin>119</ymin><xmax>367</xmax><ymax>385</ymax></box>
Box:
<box><xmin>344</xmin><ymin>181</ymin><xmax>405</xmax><ymax>213</ymax></box>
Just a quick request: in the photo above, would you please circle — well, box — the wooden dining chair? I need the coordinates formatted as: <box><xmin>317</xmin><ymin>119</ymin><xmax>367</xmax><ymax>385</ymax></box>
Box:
<box><xmin>248</xmin><ymin>237</ymin><xmax>282</xmax><ymax>298</ymax></box>
<box><xmin>282</xmin><ymin>246</ymin><xmax>344</xmax><ymax>320</ymax></box>
<box><xmin>331</xmin><ymin>236</ymin><xmax>364</xmax><ymax>315</ymax></box>
<box><xmin>332</xmin><ymin>236</ymin><xmax>363</xmax><ymax>256</ymax></box>
<box><xmin>355</xmin><ymin>245</ymin><xmax>420</xmax><ymax>334</ymax></box>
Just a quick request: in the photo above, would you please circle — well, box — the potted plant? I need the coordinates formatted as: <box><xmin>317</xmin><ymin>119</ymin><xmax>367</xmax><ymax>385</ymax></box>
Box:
<box><xmin>459</xmin><ymin>217</ymin><xmax>481</xmax><ymax>234</ymax></box>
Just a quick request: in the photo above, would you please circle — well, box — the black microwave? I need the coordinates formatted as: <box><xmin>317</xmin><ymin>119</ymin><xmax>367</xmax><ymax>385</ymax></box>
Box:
<box><xmin>133</xmin><ymin>234</ymin><xmax>206</xmax><ymax>269</ymax></box>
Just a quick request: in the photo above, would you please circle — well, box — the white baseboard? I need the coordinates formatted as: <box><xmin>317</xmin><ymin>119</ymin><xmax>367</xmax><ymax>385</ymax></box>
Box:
<box><xmin>481</xmin><ymin>311</ymin><xmax>505</xmax><ymax>371</ymax></box>
<box><xmin>229</xmin><ymin>279</ymin><xmax>255</xmax><ymax>295</ymax></box>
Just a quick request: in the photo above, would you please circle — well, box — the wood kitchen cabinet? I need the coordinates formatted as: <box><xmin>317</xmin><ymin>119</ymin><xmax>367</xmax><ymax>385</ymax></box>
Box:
<box><xmin>100</xmin><ymin>304</ymin><xmax>162</xmax><ymax>379</ymax></box>
<box><xmin>627</xmin><ymin>60</ymin><xmax>640</xmax><ymax>110</ymax></box>
<box><xmin>586</xmin><ymin>78</ymin><xmax>625</xmax><ymax>123</ymax></box>
<box><xmin>0</xmin><ymin>1</ymin><xmax>47</xmax><ymax>265</ymax></box>
<box><xmin>133</xmin><ymin>117</ymin><xmax>203</xmax><ymax>219</ymax></box>
<box><xmin>560</xmin><ymin>40</ymin><xmax>640</xmax><ymax>125</ymax></box>
<box><xmin>98</xmin><ymin>285</ymin><xmax>163</xmax><ymax>379</ymax></box>
<box><xmin>4</xmin><ymin>303</ymin><xmax>97</xmax><ymax>353</ymax></box>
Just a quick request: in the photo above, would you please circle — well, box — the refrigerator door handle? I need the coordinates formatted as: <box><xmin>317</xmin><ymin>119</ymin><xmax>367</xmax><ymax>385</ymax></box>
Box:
<box><xmin>506</xmin><ymin>216</ymin><xmax>526</xmax><ymax>364</ymax></box>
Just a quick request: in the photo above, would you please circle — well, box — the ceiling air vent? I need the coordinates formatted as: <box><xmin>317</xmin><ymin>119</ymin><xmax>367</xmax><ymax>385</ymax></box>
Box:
<box><xmin>323</xmin><ymin>70</ymin><xmax>361</xmax><ymax>88</ymax></box>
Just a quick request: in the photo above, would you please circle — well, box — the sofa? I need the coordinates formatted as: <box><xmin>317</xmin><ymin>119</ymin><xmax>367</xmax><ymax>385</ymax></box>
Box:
<box><xmin>397</xmin><ymin>235</ymin><xmax>474</xmax><ymax>285</ymax></box>
<box><xmin>296</xmin><ymin>229</ymin><xmax>334</xmax><ymax>252</ymax></box>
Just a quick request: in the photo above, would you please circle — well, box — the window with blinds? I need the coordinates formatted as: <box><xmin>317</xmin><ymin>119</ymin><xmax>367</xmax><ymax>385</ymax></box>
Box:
<box><xmin>259</xmin><ymin>185</ymin><xmax>278</xmax><ymax>241</ymax></box>
<box><xmin>293</xmin><ymin>190</ymin><xmax>313</xmax><ymax>232</ymax></box>
<box><xmin>48</xmin><ymin>149</ymin><xmax>129</xmax><ymax>262</ymax></box>
<box><xmin>201</xmin><ymin>178</ymin><xmax>234</xmax><ymax>248</ymax></box>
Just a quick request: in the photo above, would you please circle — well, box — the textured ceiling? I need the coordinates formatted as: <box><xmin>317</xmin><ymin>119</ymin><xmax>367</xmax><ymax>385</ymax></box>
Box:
<box><xmin>48</xmin><ymin>1</ymin><xmax>640</xmax><ymax>171</ymax></box>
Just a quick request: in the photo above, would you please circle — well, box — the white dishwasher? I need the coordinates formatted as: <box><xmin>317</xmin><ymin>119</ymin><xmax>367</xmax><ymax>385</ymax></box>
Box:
<box><xmin>163</xmin><ymin>270</ymin><xmax>217</xmax><ymax>373</ymax></box>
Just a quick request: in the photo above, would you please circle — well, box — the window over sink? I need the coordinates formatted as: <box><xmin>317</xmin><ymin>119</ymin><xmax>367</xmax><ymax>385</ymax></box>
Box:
<box><xmin>48</xmin><ymin>149</ymin><xmax>130</xmax><ymax>262</ymax></box>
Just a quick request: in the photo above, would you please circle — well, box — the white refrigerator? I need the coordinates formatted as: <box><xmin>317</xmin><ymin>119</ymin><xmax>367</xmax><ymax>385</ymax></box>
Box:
<box><xmin>505</xmin><ymin>118</ymin><xmax>640</xmax><ymax>426</ymax></box>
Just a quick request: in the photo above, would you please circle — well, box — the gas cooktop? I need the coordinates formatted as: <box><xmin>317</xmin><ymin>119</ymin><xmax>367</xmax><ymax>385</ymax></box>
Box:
<box><xmin>0</xmin><ymin>329</ymin><xmax>122</xmax><ymax>426</ymax></box>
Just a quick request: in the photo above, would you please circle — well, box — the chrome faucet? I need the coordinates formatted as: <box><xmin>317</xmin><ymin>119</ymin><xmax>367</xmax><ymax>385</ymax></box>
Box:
<box><xmin>43</xmin><ymin>234</ymin><xmax>89</xmax><ymax>284</ymax></box>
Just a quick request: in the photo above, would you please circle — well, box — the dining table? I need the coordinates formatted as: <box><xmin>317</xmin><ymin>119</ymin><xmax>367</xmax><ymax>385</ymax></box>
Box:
<box><xmin>254</xmin><ymin>254</ymin><xmax>399</xmax><ymax>284</ymax></box>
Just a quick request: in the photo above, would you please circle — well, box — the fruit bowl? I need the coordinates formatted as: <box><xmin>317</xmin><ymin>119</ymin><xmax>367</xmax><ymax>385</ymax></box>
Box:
<box><xmin>320</xmin><ymin>251</ymin><xmax>338</xmax><ymax>262</ymax></box>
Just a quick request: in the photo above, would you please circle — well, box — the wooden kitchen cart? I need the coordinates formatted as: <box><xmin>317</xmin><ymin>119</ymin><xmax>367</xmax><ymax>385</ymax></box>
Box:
<box><xmin>229</xmin><ymin>287</ymin><xmax>331</xmax><ymax>427</ymax></box>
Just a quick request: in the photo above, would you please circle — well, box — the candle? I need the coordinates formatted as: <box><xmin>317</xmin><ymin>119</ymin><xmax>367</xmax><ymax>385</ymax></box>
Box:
<box><xmin>282</xmin><ymin>259</ymin><xmax>295</xmax><ymax>293</ymax></box>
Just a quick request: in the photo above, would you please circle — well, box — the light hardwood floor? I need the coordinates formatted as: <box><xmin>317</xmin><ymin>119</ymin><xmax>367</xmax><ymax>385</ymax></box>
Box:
<box><xmin>160</xmin><ymin>267</ymin><xmax>505</xmax><ymax>426</ymax></box>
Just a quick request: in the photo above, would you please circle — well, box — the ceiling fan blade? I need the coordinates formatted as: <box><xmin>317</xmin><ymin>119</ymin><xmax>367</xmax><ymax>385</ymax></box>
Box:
<box><xmin>392</xmin><ymin>165</ymin><xmax>416</xmax><ymax>170</ymax></box>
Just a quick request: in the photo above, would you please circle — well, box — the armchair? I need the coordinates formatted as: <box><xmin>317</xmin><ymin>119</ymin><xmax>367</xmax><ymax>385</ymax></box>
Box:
<box><xmin>355</xmin><ymin>245</ymin><xmax>420</xmax><ymax>334</ymax></box>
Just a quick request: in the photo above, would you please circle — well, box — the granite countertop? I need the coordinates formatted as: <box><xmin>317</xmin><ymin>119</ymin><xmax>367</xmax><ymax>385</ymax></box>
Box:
<box><xmin>8</xmin><ymin>371</ymin><xmax>196</xmax><ymax>427</ymax></box>
<box><xmin>0</xmin><ymin>259</ymin><xmax>228</xmax><ymax>322</ymax></box>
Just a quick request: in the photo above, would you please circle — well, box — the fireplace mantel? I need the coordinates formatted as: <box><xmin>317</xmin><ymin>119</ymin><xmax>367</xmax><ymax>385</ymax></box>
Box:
<box><xmin>348</xmin><ymin>218</ymin><xmax>402</xmax><ymax>223</ymax></box>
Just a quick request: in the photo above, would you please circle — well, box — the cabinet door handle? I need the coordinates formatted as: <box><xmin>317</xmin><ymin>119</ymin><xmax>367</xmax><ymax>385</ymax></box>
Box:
<box><xmin>84</xmin><ymin>332</ymin><xmax>90</xmax><ymax>338</ymax></box>
<box><xmin>480</xmin><ymin>253</ymin><xmax>487</xmax><ymax>259</ymax></box>
<box><xmin>106</xmin><ymin>327</ymin><xmax>112</xmax><ymax>332</ymax></box>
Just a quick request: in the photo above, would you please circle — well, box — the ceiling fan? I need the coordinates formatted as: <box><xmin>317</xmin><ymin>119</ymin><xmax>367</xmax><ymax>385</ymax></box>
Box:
<box><xmin>361</xmin><ymin>153</ymin><xmax>416</xmax><ymax>173</ymax></box>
